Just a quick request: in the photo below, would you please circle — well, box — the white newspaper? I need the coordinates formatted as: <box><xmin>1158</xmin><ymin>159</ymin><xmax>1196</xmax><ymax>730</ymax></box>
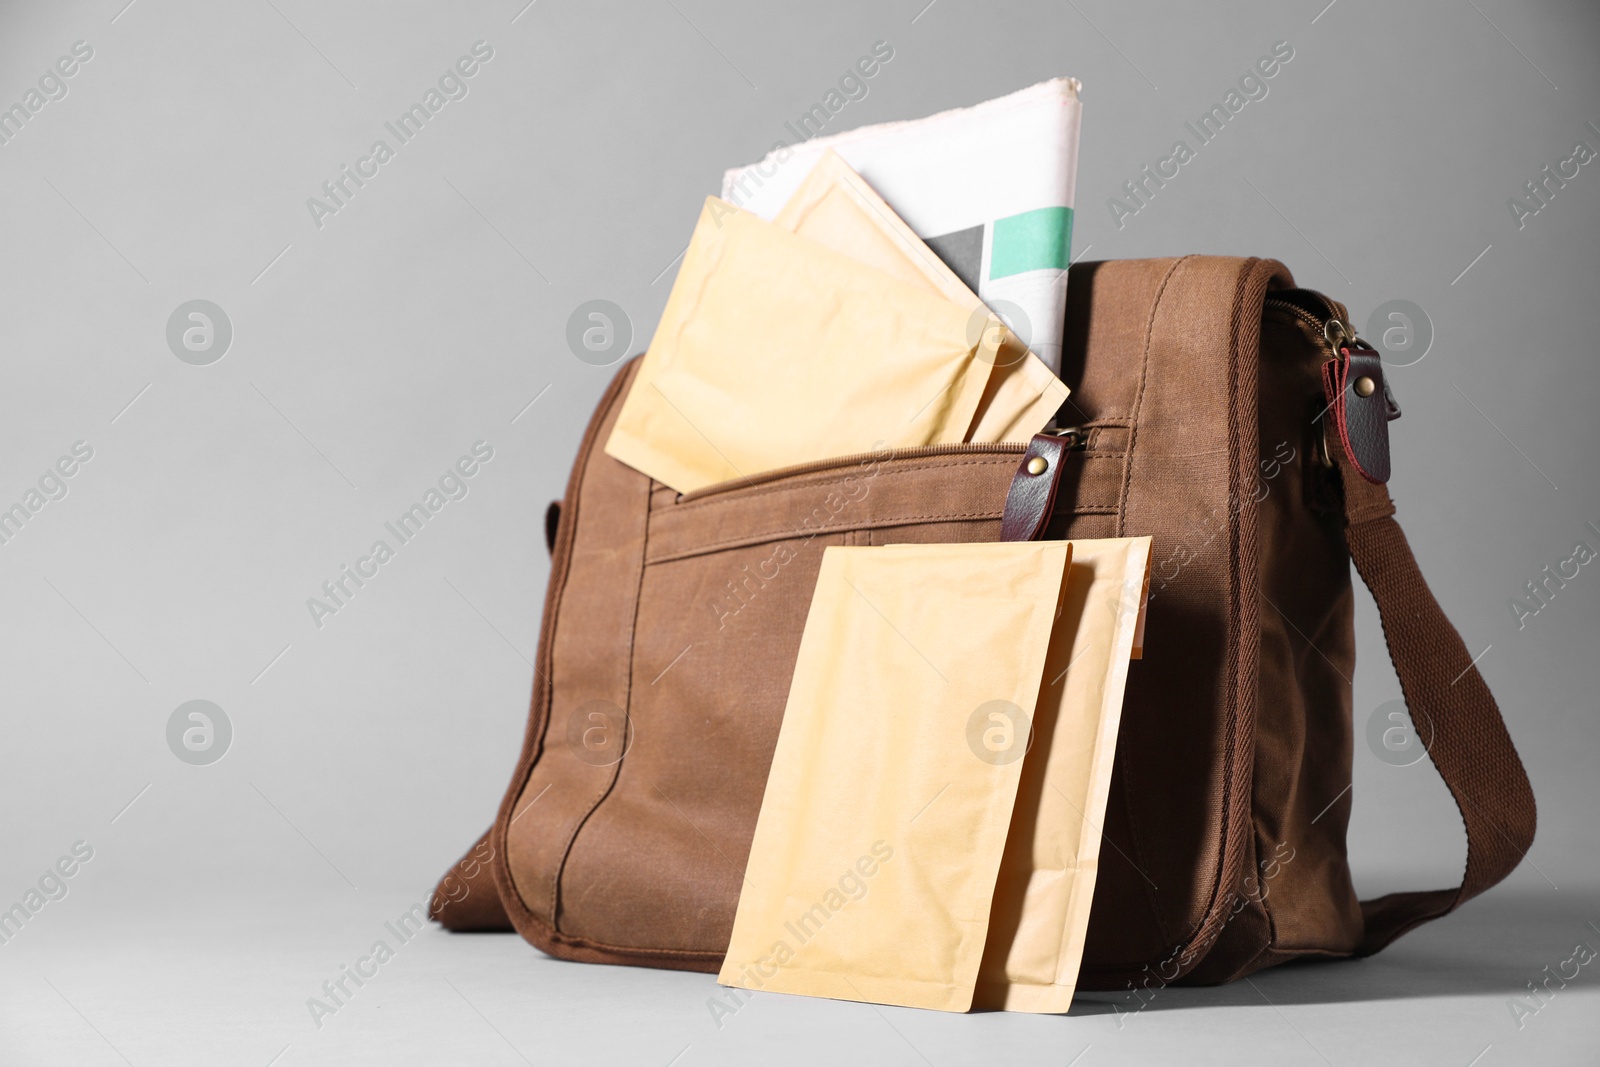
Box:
<box><xmin>721</xmin><ymin>77</ymin><xmax>1082</xmax><ymax>374</ymax></box>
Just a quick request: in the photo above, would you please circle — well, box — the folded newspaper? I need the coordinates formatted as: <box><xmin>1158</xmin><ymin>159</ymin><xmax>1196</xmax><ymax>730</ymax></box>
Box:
<box><xmin>721</xmin><ymin>77</ymin><xmax>1083</xmax><ymax>375</ymax></box>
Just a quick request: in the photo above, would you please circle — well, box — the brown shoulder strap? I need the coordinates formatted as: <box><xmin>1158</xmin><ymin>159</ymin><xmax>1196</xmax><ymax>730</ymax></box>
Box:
<box><xmin>1333</xmin><ymin>448</ymin><xmax>1537</xmax><ymax>954</ymax></box>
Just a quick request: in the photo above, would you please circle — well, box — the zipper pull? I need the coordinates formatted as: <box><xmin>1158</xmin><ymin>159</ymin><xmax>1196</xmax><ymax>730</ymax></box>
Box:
<box><xmin>1322</xmin><ymin>317</ymin><xmax>1370</xmax><ymax>354</ymax></box>
<box><xmin>1046</xmin><ymin>425</ymin><xmax>1090</xmax><ymax>451</ymax></box>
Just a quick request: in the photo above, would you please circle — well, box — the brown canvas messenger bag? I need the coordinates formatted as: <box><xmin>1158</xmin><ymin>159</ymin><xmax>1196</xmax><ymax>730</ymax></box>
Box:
<box><xmin>430</xmin><ymin>255</ymin><xmax>1536</xmax><ymax>991</ymax></box>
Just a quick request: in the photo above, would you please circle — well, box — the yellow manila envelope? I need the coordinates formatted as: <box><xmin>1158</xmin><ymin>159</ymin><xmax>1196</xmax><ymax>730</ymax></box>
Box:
<box><xmin>605</xmin><ymin>198</ymin><xmax>1003</xmax><ymax>494</ymax></box>
<box><xmin>720</xmin><ymin>536</ymin><xmax>1151</xmax><ymax>1013</ymax></box>
<box><xmin>772</xmin><ymin>151</ymin><xmax>1070</xmax><ymax>443</ymax></box>
<box><xmin>718</xmin><ymin>541</ymin><xmax>1072</xmax><ymax>1012</ymax></box>
<box><xmin>975</xmin><ymin>535</ymin><xmax>1153</xmax><ymax>1012</ymax></box>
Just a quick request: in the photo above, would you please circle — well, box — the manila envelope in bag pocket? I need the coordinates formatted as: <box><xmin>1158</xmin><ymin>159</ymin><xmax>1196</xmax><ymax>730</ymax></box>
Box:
<box><xmin>604</xmin><ymin>198</ymin><xmax>1003</xmax><ymax>495</ymax></box>
<box><xmin>770</xmin><ymin>150</ymin><xmax>1069</xmax><ymax>444</ymax></box>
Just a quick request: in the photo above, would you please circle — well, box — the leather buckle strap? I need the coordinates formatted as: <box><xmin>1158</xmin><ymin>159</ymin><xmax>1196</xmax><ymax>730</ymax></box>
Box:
<box><xmin>1321</xmin><ymin>346</ymin><xmax>1401</xmax><ymax>485</ymax></box>
<box><xmin>1000</xmin><ymin>431</ymin><xmax>1076</xmax><ymax>542</ymax></box>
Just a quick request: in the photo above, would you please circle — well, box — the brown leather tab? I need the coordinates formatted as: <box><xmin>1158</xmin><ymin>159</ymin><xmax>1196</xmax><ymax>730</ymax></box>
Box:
<box><xmin>1322</xmin><ymin>347</ymin><xmax>1397</xmax><ymax>484</ymax></box>
<box><xmin>1000</xmin><ymin>433</ymin><xmax>1070</xmax><ymax>541</ymax></box>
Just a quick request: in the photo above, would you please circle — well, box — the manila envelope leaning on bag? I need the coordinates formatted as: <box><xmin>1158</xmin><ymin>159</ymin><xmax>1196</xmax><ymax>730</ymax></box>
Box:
<box><xmin>718</xmin><ymin>536</ymin><xmax>1151</xmax><ymax>1013</ymax></box>
<box><xmin>974</xmin><ymin>536</ymin><xmax>1152</xmax><ymax>1012</ymax></box>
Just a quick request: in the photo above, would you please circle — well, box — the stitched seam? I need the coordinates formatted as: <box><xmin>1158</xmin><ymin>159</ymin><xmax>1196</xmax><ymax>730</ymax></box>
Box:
<box><xmin>1109</xmin><ymin>257</ymin><xmax>1189</xmax><ymax>956</ymax></box>
<box><xmin>1171</xmin><ymin>258</ymin><xmax>1277</xmax><ymax>979</ymax></box>
<box><xmin>651</xmin><ymin>513</ymin><xmax>999</xmax><ymax>562</ymax></box>
<box><xmin>654</xmin><ymin>457</ymin><xmax>1127</xmax><ymax>557</ymax></box>
<box><xmin>1207</xmin><ymin>257</ymin><xmax>1252</xmax><ymax>960</ymax></box>
<box><xmin>665</xmin><ymin>457</ymin><xmax>1026</xmax><ymax>516</ymax></box>
<box><xmin>1162</xmin><ymin>258</ymin><xmax>1273</xmax><ymax>976</ymax></box>
<box><xmin>504</xmin><ymin>899</ymin><xmax>726</xmax><ymax>961</ymax></box>
<box><xmin>548</xmin><ymin>473</ymin><xmax>653</xmax><ymax>933</ymax></box>
<box><xmin>1219</xmin><ymin>257</ymin><xmax>1265</xmax><ymax>964</ymax></box>
<box><xmin>663</xmin><ymin>453</ymin><xmax>1124</xmax><ymax>519</ymax></box>
<box><xmin>1241</xmin><ymin>266</ymin><xmax>1283</xmax><ymax>965</ymax></box>
<box><xmin>549</xmin><ymin>934</ymin><xmax>723</xmax><ymax>960</ymax></box>
<box><xmin>647</xmin><ymin>505</ymin><xmax>1126</xmax><ymax>564</ymax></box>
<box><xmin>496</xmin><ymin>359</ymin><xmax>640</xmax><ymax>928</ymax></box>
<box><xmin>1114</xmin><ymin>256</ymin><xmax>1188</xmax><ymax>538</ymax></box>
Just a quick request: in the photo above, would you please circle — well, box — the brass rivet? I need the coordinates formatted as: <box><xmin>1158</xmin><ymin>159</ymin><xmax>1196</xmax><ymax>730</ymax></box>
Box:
<box><xmin>1353</xmin><ymin>376</ymin><xmax>1376</xmax><ymax>398</ymax></box>
<box><xmin>1026</xmin><ymin>456</ymin><xmax>1048</xmax><ymax>475</ymax></box>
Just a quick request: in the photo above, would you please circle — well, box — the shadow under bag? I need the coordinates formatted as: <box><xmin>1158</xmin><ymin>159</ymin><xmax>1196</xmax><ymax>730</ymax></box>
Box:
<box><xmin>431</xmin><ymin>255</ymin><xmax>1536</xmax><ymax>991</ymax></box>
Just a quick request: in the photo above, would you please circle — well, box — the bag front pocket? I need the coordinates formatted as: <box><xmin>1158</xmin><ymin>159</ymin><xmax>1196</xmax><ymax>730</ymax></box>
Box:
<box><xmin>519</xmin><ymin>437</ymin><xmax>1126</xmax><ymax>957</ymax></box>
<box><xmin>556</xmin><ymin>446</ymin><xmax>1028</xmax><ymax>954</ymax></box>
<box><xmin>648</xmin><ymin>443</ymin><xmax>1024</xmax><ymax>565</ymax></box>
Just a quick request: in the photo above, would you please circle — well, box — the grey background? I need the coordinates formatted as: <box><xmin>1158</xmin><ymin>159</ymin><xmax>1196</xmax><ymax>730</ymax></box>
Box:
<box><xmin>1</xmin><ymin>0</ymin><xmax>1597</xmax><ymax>1063</ymax></box>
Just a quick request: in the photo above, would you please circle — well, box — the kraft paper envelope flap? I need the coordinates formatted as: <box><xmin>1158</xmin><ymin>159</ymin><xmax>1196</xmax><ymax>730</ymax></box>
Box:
<box><xmin>605</xmin><ymin>198</ymin><xmax>1001</xmax><ymax>494</ymax></box>
<box><xmin>719</xmin><ymin>541</ymin><xmax>1072</xmax><ymax>1013</ymax></box>
<box><xmin>963</xmin><ymin>332</ymin><xmax>1074</xmax><ymax>444</ymax></box>
<box><xmin>974</xmin><ymin>536</ymin><xmax>1153</xmax><ymax>1013</ymax></box>
<box><xmin>771</xmin><ymin>151</ymin><xmax>1070</xmax><ymax>443</ymax></box>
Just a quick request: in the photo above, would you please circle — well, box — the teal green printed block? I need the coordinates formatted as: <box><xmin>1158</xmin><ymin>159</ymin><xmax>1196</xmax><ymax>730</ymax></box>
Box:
<box><xmin>988</xmin><ymin>206</ymin><xmax>1073</xmax><ymax>280</ymax></box>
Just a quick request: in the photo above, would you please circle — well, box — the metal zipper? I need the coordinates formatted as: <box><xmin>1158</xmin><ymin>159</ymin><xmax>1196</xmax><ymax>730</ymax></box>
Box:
<box><xmin>1263</xmin><ymin>294</ymin><xmax>1372</xmax><ymax>469</ymax></box>
<box><xmin>676</xmin><ymin>428</ymin><xmax>1094</xmax><ymax>504</ymax></box>
<box><xmin>675</xmin><ymin>440</ymin><xmax>1025</xmax><ymax>503</ymax></box>
<box><xmin>1045</xmin><ymin>424</ymin><xmax>1092</xmax><ymax>451</ymax></box>
<box><xmin>1262</xmin><ymin>294</ymin><xmax>1368</xmax><ymax>358</ymax></box>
